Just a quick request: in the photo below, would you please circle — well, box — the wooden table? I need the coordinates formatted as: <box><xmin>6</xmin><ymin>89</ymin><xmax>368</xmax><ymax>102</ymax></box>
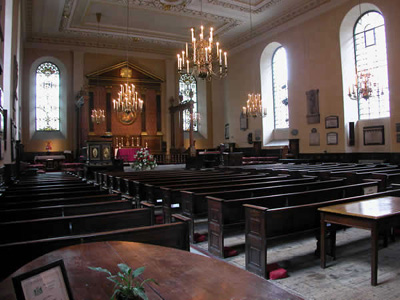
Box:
<box><xmin>0</xmin><ymin>241</ymin><xmax>303</xmax><ymax>300</ymax></box>
<box><xmin>319</xmin><ymin>196</ymin><xmax>400</xmax><ymax>286</ymax></box>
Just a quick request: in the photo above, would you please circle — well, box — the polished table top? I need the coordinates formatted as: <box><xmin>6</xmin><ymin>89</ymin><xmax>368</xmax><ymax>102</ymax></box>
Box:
<box><xmin>0</xmin><ymin>241</ymin><xmax>303</xmax><ymax>300</ymax></box>
<box><xmin>318</xmin><ymin>196</ymin><xmax>400</xmax><ymax>219</ymax></box>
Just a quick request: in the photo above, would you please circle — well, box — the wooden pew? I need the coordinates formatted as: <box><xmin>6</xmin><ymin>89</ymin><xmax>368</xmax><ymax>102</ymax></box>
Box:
<box><xmin>0</xmin><ymin>208</ymin><xmax>155</xmax><ymax>244</ymax></box>
<box><xmin>145</xmin><ymin>173</ymin><xmax>286</xmax><ymax>207</ymax></box>
<box><xmin>244</xmin><ymin>189</ymin><xmax>400</xmax><ymax>278</ymax></box>
<box><xmin>1</xmin><ymin>183</ymin><xmax>96</xmax><ymax>196</ymax></box>
<box><xmin>179</xmin><ymin>178</ymin><xmax>345</xmax><ymax>242</ymax></box>
<box><xmin>1</xmin><ymin>188</ymin><xmax>107</xmax><ymax>202</ymax></box>
<box><xmin>207</xmin><ymin>181</ymin><xmax>379</xmax><ymax>257</ymax></box>
<box><xmin>0</xmin><ymin>199</ymin><xmax>132</xmax><ymax>222</ymax></box>
<box><xmin>0</xmin><ymin>216</ymin><xmax>189</xmax><ymax>281</ymax></box>
<box><xmin>371</xmin><ymin>173</ymin><xmax>400</xmax><ymax>189</ymax></box>
<box><xmin>4</xmin><ymin>181</ymin><xmax>88</xmax><ymax>191</ymax></box>
<box><xmin>162</xmin><ymin>176</ymin><xmax>313</xmax><ymax>224</ymax></box>
<box><xmin>0</xmin><ymin>194</ymin><xmax>121</xmax><ymax>209</ymax></box>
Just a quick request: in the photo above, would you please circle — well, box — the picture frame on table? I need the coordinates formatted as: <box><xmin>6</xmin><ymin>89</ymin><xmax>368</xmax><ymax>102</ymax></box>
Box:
<box><xmin>12</xmin><ymin>259</ymin><xmax>74</xmax><ymax>300</ymax></box>
<box><xmin>325</xmin><ymin>115</ymin><xmax>339</xmax><ymax>129</ymax></box>
<box><xmin>363</xmin><ymin>125</ymin><xmax>385</xmax><ymax>145</ymax></box>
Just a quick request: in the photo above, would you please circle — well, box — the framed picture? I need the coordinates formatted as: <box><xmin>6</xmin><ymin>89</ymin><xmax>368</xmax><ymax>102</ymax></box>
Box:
<box><xmin>327</xmin><ymin>132</ymin><xmax>338</xmax><ymax>145</ymax></box>
<box><xmin>325</xmin><ymin>115</ymin><xmax>339</xmax><ymax>129</ymax></box>
<box><xmin>309</xmin><ymin>132</ymin><xmax>320</xmax><ymax>146</ymax></box>
<box><xmin>240</xmin><ymin>113</ymin><xmax>248</xmax><ymax>131</ymax></box>
<box><xmin>102</xmin><ymin>144</ymin><xmax>111</xmax><ymax>160</ymax></box>
<box><xmin>363</xmin><ymin>125</ymin><xmax>384</xmax><ymax>145</ymax></box>
<box><xmin>12</xmin><ymin>259</ymin><xmax>74</xmax><ymax>300</ymax></box>
<box><xmin>225</xmin><ymin>123</ymin><xmax>229</xmax><ymax>140</ymax></box>
<box><xmin>89</xmin><ymin>145</ymin><xmax>100</xmax><ymax>160</ymax></box>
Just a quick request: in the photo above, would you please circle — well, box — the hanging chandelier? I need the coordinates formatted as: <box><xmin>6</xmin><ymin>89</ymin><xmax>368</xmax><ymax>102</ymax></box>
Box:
<box><xmin>177</xmin><ymin>3</ymin><xmax>227</xmax><ymax>81</ymax></box>
<box><xmin>91</xmin><ymin>13</ymin><xmax>106</xmax><ymax>125</ymax></box>
<box><xmin>112</xmin><ymin>0</ymin><xmax>143</xmax><ymax>123</ymax></box>
<box><xmin>348</xmin><ymin>72</ymin><xmax>383</xmax><ymax>101</ymax></box>
<box><xmin>242</xmin><ymin>1</ymin><xmax>266</xmax><ymax>118</ymax></box>
<box><xmin>91</xmin><ymin>109</ymin><xmax>105</xmax><ymax>124</ymax></box>
<box><xmin>113</xmin><ymin>83</ymin><xmax>143</xmax><ymax>115</ymax></box>
<box><xmin>242</xmin><ymin>93</ymin><xmax>266</xmax><ymax>118</ymax></box>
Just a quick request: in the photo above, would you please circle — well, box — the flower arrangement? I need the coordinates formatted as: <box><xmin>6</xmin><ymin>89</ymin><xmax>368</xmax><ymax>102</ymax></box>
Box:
<box><xmin>131</xmin><ymin>147</ymin><xmax>157</xmax><ymax>171</ymax></box>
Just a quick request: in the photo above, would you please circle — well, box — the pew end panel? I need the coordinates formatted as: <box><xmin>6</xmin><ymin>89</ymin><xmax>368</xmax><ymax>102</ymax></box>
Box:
<box><xmin>244</xmin><ymin>204</ymin><xmax>268</xmax><ymax>278</ymax></box>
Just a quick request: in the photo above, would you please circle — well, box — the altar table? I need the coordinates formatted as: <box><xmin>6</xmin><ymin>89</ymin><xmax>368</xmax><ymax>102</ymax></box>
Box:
<box><xmin>33</xmin><ymin>155</ymin><xmax>66</xmax><ymax>171</ymax></box>
<box><xmin>319</xmin><ymin>196</ymin><xmax>400</xmax><ymax>286</ymax></box>
<box><xmin>116</xmin><ymin>148</ymin><xmax>141</xmax><ymax>162</ymax></box>
<box><xmin>0</xmin><ymin>241</ymin><xmax>303</xmax><ymax>300</ymax></box>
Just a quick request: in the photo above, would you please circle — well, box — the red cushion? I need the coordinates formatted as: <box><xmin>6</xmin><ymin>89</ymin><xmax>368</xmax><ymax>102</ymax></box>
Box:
<box><xmin>194</xmin><ymin>233</ymin><xmax>206</xmax><ymax>243</ymax></box>
<box><xmin>269</xmin><ymin>268</ymin><xmax>288</xmax><ymax>280</ymax></box>
<box><xmin>223</xmin><ymin>246</ymin><xmax>238</xmax><ymax>257</ymax></box>
<box><xmin>155</xmin><ymin>215</ymin><xmax>163</xmax><ymax>224</ymax></box>
<box><xmin>266</xmin><ymin>263</ymin><xmax>280</xmax><ymax>273</ymax></box>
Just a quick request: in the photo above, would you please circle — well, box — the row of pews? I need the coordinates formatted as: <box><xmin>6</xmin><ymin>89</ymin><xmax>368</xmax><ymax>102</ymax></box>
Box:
<box><xmin>0</xmin><ymin>172</ymin><xmax>190</xmax><ymax>280</ymax></box>
<box><xmin>95</xmin><ymin>162</ymin><xmax>400</xmax><ymax>279</ymax></box>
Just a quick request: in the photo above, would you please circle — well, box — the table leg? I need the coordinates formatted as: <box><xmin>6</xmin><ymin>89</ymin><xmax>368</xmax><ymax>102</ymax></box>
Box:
<box><xmin>320</xmin><ymin>212</ymin><xmax>326</xmax><ymax>269</ymax></box>
<box><xmin>371</xmin><ymin>222</ymin><xmax>378</xmax><ymax>286</ymax></box>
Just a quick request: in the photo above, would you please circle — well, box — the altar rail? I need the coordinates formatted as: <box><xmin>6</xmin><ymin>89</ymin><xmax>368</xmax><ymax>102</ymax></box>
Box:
<box><xmin>153</xmin><ymin>154</ymin><xmax>187</xmax><ymax>165</ymax></box>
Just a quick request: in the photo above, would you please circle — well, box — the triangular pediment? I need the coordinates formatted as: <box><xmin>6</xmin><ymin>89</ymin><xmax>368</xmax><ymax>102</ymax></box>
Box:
<box><xmin>86</xmin><ymin>61</ymin><xmax>164</xmax><ymax>87</ymax></box>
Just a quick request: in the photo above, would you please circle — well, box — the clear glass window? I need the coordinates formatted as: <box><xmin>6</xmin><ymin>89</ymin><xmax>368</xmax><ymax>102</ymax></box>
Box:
<box><xmin>272</xmin><ymin>47</ymin><xmax>289</xmax><ymax>129</ymax></box>
<box><xmin>179</xmin><ymin>74</ymin><xmax>198</xmax><ymax>131</ymax></box>
<box><xmin>35</xmin><ymin>62</ymin><xmax>60</xmax><ymax>131</ymax></box>
<box><xmin>354</xmin><ymin>11</ymin><xmax>389</xmax><ymax>119</ymax></box>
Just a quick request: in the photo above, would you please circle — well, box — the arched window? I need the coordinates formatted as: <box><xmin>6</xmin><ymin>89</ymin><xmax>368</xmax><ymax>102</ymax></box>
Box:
<box><xmin>35</xmin><ymin>62</ymin><xmax>60</xmax><ymax>131</ymax></box>
<box><xmin>272</xmin><ymin>47</ymin><xmax>289</xmax><ymax>129</ymax></box>
<box><xmin>179</xmin><ymin>74</ymin><xmax>198</xmax><ymax>131</ymax></box>
<box><xmin>354</xmin><ymin>11</ymin><xmax>389</xmax><ymax>119</ymax></box>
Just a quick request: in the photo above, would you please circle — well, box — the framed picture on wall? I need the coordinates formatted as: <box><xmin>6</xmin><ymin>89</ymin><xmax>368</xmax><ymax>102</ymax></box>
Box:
<box><xmin>225</xmin><ymin>123</ymin><xmax>229</xmax><ymax>140</ymax></box>
<box><xmin>363</xmin><ymin>125</ymin><xmax>384</xmax><ymax>145</ymax></box>
<box><xmin>240</xmin><ymin>113</ymin><xmax>248</xmax><ymax>131</ymax></box>
<box><xmin>327</xmin><ymin>132</ymin><xmax>338</xmax><ymax>145</ymax></box>
<box><xmin>325</xmin><ymin>116</ymin><xmax>339</xmax><ymax>128</ymax></box>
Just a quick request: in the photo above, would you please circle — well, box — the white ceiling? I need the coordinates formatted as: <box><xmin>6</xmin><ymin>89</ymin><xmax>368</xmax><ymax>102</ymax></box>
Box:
<box><xmin>25</xmin><ymin>0</ymin><xmax>334</xmax><ymax>55</ymax></box>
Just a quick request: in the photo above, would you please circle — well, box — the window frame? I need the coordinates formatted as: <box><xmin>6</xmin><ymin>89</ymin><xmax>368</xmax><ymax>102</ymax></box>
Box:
<box><xmin>35</xmin><ymin>61</ymin><xmax>61</xmax><ymax>132</ymax></box>
<box><xmin>353</xmin><ymin>10</ymin><xmax>389</xmax><ymax>120</ymax></box>
<box><xmin>178</xmin><ymin>74</ymin><xmax>198</xmax><ymax>132</ymax></box>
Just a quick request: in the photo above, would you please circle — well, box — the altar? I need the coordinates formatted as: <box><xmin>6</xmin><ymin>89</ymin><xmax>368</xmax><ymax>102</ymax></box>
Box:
<box><xmin>34</xmin><ymin>155</ymin><xmax>66</xmax><ymax>171</ymax></box>
<box><xmin>115</xmin><ymin>148</ymin><xmax>141</xmax><ymax>162</ymax></box>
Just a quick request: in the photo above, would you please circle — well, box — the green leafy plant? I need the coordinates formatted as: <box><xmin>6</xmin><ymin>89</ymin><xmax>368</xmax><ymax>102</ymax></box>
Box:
<box><xmin>89</xmin><ymin>264</ymin><xmax>157</xmax><ymax>300</ymax></box>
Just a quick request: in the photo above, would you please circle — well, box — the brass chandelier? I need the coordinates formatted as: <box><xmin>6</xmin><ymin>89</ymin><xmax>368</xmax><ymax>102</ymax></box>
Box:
<box><xmin>242</xmin><ymin>1</ymin><xmax>266</xmax><ymax>118</ymax></box>
<box><xmin>112</xmin><ymin>0</ymin><xmax>143</xmax><ymax>122</ymax></box>
<box><xmin>177</xmin><ymin>2</ymin><xmax>227</xmax><ymax>80</ymax></box>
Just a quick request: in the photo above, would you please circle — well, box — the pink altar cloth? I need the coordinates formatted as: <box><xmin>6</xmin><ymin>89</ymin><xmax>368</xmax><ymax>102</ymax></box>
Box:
<box><xmin>116</xmin><ymin>148</ymin><xmax>141</xmax><ymax>162</ymax></box>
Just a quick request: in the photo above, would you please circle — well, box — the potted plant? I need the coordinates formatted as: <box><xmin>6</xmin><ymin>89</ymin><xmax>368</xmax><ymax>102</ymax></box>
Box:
<box><xmin>89</xmin><ymin>264</ymin><xmax>157</xmax><ymax>300</ymax></box>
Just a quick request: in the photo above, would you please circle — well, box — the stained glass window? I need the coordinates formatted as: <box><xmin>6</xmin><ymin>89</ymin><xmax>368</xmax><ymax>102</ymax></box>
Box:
<box><xmin>179</xmin><ymin>74</ymin><xmax>198</xmax><ymax>131</ymax></box>
<box><xmin>36</xmin><ymin>62</ymin><xmax>60</xmax><ymax>131</ymax></box>
<box><xmin>354</xmin><ymin>11</ymin><xmax>389</xmax><ymax>119</ymax></box>
<box><xmin>272</xmin><ymin>47</ymin><xmax>289</xmax><ymax>129</ymax></box>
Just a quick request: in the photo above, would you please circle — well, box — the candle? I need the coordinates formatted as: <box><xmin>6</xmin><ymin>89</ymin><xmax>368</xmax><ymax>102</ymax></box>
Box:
<box><xmin>182</xmin><ymin>51</ymin><xmax>185</xmax><ymax>66</ymax></box>
<box><xmin>177</xmin><ymin>54</ymin><xmax>180</xmax><ymax>69</ymax></box>
<box><xmin>224</xmin><ymin>52</ymin><xmax>227</xmax><ymax>67</ymax></box>
<box><xmin>191</xmin><ymin>28</ymin><xmax>194</xmax><ymax>41</ymax></box>
<box><xmin>146</xmin><ymin>142</ymin><xmax>148</xmax><ymax>148</ymax></box>
<box><xmin>216</xmin><ymin>42</ymin><xmax>219</xmax><ymax>56</ymax></box>
<box><xmin>193</xmin><ymin>39</ymin><xmax>196</xmax><ymax>62</ymax></box>
<box><xmin>186</xmin><ymin>43</ymin><xmax>188</xmax><ymax>57</ymax></box>
<box><xmin>219</xmin><ymin>49</ymin><xmax>222</xmax><ymax>65</ymax></box>
<box><xmin>242</xmin><ymin>107</ymin><xmax>246</xmax><ymax>115</ymax></box>
<box><xmin>201</xmin><ymin>25</ymin><xmax>204</xmax><ymax>39</ymax></box>
<box><xmin>205</xmin><ymin>48</ymin><xmax>208</xmax><ymax>62</ymax></box>
<box><xmin>187</xmin><ymin>60</ymin><xmax>189</xmax><ymax>73</ymax></box>
<box><xmin>210</xmin><ymin>27</ymin><xmax>213</xmax><ymax>42</ymax></box>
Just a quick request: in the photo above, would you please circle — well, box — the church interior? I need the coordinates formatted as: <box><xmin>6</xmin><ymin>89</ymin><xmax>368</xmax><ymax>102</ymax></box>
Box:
<box><xmin>1</xmin><ymin>0</ymin><xmax>400</xmax><ymax>299</ymax></box>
